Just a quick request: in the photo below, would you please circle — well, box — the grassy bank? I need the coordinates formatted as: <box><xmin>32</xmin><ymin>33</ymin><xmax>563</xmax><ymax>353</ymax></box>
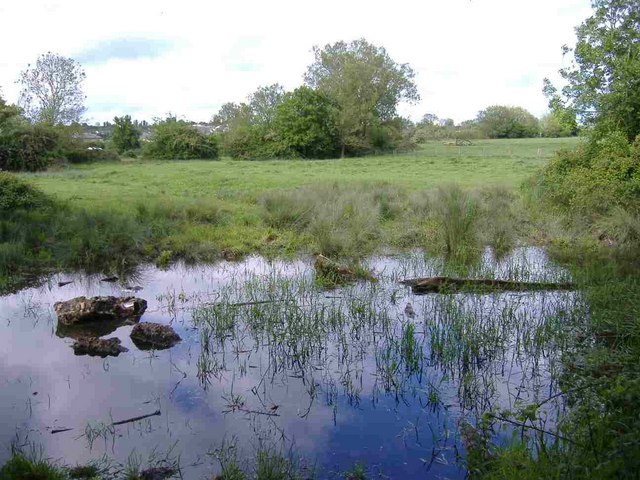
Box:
<box><xmin>2</xmin><ymin>138</ymin><xmax>579</xmax><ymax>288</ymax></box>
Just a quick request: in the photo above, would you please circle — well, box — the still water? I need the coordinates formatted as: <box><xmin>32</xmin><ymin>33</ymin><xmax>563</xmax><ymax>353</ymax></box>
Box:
<box><xmin>0</xmin><ymin>248</ymin><xmax>579</xmax><ymax>478</ymax></box>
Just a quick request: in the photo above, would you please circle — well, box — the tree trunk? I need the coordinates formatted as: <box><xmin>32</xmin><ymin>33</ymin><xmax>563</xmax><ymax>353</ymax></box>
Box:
<box><xmin>341</xmin><ymin>143</ymin><xmax>346</xmax><ymax>159</ymax></box>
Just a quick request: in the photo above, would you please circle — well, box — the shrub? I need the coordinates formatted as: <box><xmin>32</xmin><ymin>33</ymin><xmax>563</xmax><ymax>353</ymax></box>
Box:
<box><xmin>65</xmin><ymin>147</ymin><xmax>119</xmax><ymax>164</ymax></box>
<box><xmin>539</xmin><ymin>131</ymin><xmax>640</xmax><ymax>215</ymax></box>
<box><xmin>144</xmin><ymin>119</ymin><xmax>219</xmax><ymax>160</ymax></box>
<box><xmin>222</xmin><ymin>123</ymin><xmax>287</xmax><ymax>160</ymax></box>
<box><xmin>0</xmin><ymin>123</ymin><xmax>59</xmax><ymax>171</ymax></box>
<box><xmin>0</xmin><ymin>172</ymin><xmax>50</xmax><ymax>210</ymax></box>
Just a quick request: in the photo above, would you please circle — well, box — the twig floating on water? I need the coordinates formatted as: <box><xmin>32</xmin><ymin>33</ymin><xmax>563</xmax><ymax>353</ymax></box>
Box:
<box><xmin>51</xmin><ymin>427</ymin><xmax>73</xmax><ymax>434</ymax></box>
<box><xmin>111</xmin><ymin>409</ymin><xmax>161</xmax><ymax>426</ymax></box>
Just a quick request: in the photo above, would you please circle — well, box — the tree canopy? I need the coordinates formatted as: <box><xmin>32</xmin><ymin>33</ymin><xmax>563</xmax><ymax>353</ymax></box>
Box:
<box><xmin>17</xmin><ymin>52</ymin><xmax>86</xmax><ymax>125</ymax></box>
<box><xmin>476</xmin><ymin>105</ymin><xmax>539</xmax><ymax>139</ymax></box>
<box><xmin>273</xmin><ymin>86</ymin><xmax>340</xmax><ymax>159</ymax></box>
<box><xmin>548</xmin><ymin>0</ymin><xmax>640</xmax><ymax>140</ymax></box>
<box><xmin>305</xmin><ymin>39</ymin><xmax>419</xmax><ymax>156</ymax></box>
<box><xmin>111</xmin><ymin>115</ymin><xmax>141</xmax><ymax>153</ymax></box>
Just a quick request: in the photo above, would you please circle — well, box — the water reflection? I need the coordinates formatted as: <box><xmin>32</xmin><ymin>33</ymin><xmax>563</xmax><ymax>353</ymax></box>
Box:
<box><xmin>0</xmin><ymin>248</ymin><xmax>580</xmax><ymax>478</ymax></box>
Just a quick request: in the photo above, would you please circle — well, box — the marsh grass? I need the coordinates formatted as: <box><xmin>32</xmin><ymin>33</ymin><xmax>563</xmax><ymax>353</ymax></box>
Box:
<box><xmin>0</xmin><ymin>445</ymin><xmax>65</xmax><ymax>480</ymax></box>
<box><xmin>432</xmin><ymin>185</ymin><xmax>480</xmax><ymax>260</ymax></box>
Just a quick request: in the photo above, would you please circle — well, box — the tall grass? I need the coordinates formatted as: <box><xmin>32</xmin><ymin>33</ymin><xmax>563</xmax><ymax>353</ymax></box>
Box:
<box><xmin>432</xmin><ymin>185</ymin><xmax>480</xmax><ymax>259</ymax></box>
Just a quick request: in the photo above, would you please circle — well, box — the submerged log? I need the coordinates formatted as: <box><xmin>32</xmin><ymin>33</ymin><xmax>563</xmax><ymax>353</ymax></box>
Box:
<box><xmin>400</xmin><ymin>276</ymin><xmax>573</xmax><ymax>294</ymax></box>
<box><xmin>54</xmin><ymin>296</ymin><xmax>147</xmax><ymax>326</ymax></box>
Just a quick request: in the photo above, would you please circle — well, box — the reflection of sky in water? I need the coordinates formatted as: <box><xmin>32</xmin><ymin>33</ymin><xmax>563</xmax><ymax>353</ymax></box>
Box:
<box><xmin>0</xmin><ymin>248</ymin><xmax>579</xmax><ymax>478</ymax></box>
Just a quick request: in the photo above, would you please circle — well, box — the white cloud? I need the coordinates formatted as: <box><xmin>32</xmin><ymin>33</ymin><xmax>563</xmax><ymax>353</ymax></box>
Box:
<box><xmin>0</xmin><ymin>0</ymin><xmax>592</xmax><ymax>124</ymax></box>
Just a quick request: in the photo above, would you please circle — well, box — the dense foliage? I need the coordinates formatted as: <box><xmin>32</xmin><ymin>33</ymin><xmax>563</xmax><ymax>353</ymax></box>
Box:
<box><xmin>476</xmin><ymin>105</ymin><xmax>539</xmax><ymax>139</ymax></box>
<box><xmin>305</xmin><ymin>38</ymin><xmax>419</xmax><ymax>156</ymax></box>
<box><xmin>144</xmin><ymin>118</ymin><xmax>219</xmax><ymax>160</ymax></box>
<box><xmin>272</xmin><ymin>87</ymin><xmax>340</xmax><ymax>159</ymax></box>
<box><xmin>0</xmin><ymin>95</ymin><xmax>59</xmax><ymax>171</ymax></box>
<box><xmin>110</xmin><ymin>115</ymin><xmax>141</xmax><ymax>153</ymax></box>
<box><xmin>548</xmin><ymin>0</ymin><xmax>640</xmax><ymax>141</ymax></box>
<box><xmin>540</xmin><ymin>131</ymin><xmax>640</xmax><ymax>216</ymax></box>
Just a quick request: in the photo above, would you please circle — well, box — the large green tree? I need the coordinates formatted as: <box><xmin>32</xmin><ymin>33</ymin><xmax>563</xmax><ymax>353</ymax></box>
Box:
<box><xmin>547</xmin><ymin>0</ymin><xmax>640</xmax><ymax>140</ymax></box>
<box><xmin>304</xmin><ymin>39</ymin><xmax>419</xmax><ymax>157</ymax></box>
<box><xmin>273</xmin><ymin>86</ymin><xmax>340</xmax><ymax>159</ymax></box>
<box><xmin>111</xmin><ymin>115</ymin><xmax>141</xmax><ymax>153</ymax></box>
<box><xmin>476</xmin><ymin>105</ymin><xmax>539</xmax><ymax>138</ymax></box>
<box><xmin>17</xmin><ymin>52</ymin><xmax>86</xmax><ymax>125</ymax></box>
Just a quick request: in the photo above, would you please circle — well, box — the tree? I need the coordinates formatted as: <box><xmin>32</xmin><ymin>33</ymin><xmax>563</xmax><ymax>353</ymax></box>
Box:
<box><xmin>212</xmin><ymin>102</ymin><xmax>249</xmax><ymax>132</ymax></box>
<box><xmin>17</xmin><ymin>52</ymin><xmax>86</xmax><ymax>125</ymax></box>
<box><xmin>476</xmin><ymin>105</ymin><xmax>539</xmax><ymax>138</ymax></box>
<box><xmin>545</xmin><ymin>0</ymin><xmax>640</xmax><ymax>141</ymax></box>
<box><xmin>218</xmin><ymin>85</ymin><xmax>286</xmax><ymax>159</ymax></box>
<box><xmin>273</xmin><ymin>86</ymin><xmax>340</xmax><ymax>159</ymax></box>
<box><xmin>111</xmin><ymin>115</ymin><xmax>140</xmax><ymax>153</ymax></box>
<box><xmin>305</xmin><ymin>39</ymin><xmax>420</xmax><ymax>157</ymax></box>
<box><xmin>540</xmin><ymin>111</ymin><xmax>576</xmax><ymax>137</ymax></box>
<box><xmin>247</xmin><ymin>84</ymin><xmax>285</xmax><ymax>127</ymax></box>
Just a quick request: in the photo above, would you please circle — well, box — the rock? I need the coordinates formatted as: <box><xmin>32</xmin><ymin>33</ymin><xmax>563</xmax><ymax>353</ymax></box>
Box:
<box><xmin>314</xmin><ymin>254</ymin><xmax>357</xmax><ymax>282</ymax></box>
<box><xmin>54</xmin><ymin>296</ymin><xmax>147</xmax><ymax>326</ymax></box>
<box><xmin>404</xmin><ymin>303</ymin><xmax>415</xmax><ymax>318</ymax></box>
<box><xmin>130</xmin><ymin>322</ymin><xmax>181</xmax><ymax>350</ymax></box>
<box><xmin>314</xmin><ymin>254</ymin><xmax>376</xmax><ymax>285</ymax></box>
<box><xmin>139</xmin><ymin>466</ymin><xmax>178</xmax><ymax>480</ymax></box>
<box><xmin>72</xmin><ymin>337</ymin><xmax>128</xmax><ymax>357</ymax></box>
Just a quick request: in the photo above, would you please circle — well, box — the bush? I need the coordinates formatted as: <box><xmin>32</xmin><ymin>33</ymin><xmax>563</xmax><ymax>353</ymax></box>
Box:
<box><xmin>0</xmin><ymin>172</ymin><xmax>50</xmax><ymax>210</ymax></box>
<box><xmin>0</xmin><ymin>123</ymin><xmax>59</xmax><ymax>171</ymax></box>
<box><xmin>539</xmin><ymin>131</ymin><xmax>640</xmax><ymax>215</ymax></box>
<box><xmin>65</xmin><ymin>147</ymin><xmax>119</xmax><ymax>164</ymax></box>
<box><xmin>222</xmin><ymin>123</ymin><xmax>287</xmax><ymax>160</ymax></box>
<box><xmin>144</xmin><ymin>119</ymin><xmax>219</xmax><ymax>159</ymax></box>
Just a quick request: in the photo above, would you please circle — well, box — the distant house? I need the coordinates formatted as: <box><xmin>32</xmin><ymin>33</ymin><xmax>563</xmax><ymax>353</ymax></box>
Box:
<box><xmin>193</xmin><ymin>124</ymin><xmax>215</xmax><ymax>135</ymax></box>
<box><xmin>73</xmin><ymin>131</ymin><xmax>103</xmax><ymax>143</ymax></box>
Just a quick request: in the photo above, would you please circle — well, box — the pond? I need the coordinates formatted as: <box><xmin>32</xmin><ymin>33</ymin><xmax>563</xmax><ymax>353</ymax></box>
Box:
<box><xmin>0</xmin><ymin>247</ymin><xmax>582</xmax><ymax>478</ymax></box>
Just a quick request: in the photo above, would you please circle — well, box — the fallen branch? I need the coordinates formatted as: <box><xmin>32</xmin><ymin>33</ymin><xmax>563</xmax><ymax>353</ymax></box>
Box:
<box><xmin>489</xmin><ymin>414</ymin><xmax>582</xmax><ymax>446</ymax></box>
<box><xmin>203</xmin><ymin>299</ymin><xmax>284</xmax><ymax>308</ymax></box>
<box><xmin>111</xmin><ymin>409</ymin><xmax>161</xmax><ymax>426</ymax></box>
<box><xmin>51</xmin><ymin>427</ymin><xmax>73</xmax><ymax>434</ymax></box>
<box><xmin>401</xmin><ymin>276</ymin><xmax>574</xmax><ymax>294</ymax></box>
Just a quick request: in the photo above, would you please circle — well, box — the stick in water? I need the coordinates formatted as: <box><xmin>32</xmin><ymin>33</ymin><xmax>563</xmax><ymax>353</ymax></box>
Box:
<box><xmin>111</xmin><ymin>409</ymin><xmax>161</xmax><ymax>426</ymax></box>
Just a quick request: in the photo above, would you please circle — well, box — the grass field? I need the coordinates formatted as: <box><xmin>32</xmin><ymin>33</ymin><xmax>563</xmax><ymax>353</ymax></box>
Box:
<box><xmin>28</xmin><ymin>138</ymin><xmax>579</xmax><ymax>208</ymax></box>
<box><xmin>11</xmin><ymin>138</ymin><xmax>579</xmax><ymax>267</ymax></box>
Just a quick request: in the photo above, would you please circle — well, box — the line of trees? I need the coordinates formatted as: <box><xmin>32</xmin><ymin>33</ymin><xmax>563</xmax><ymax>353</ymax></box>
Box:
<box><xmin>0</xmin><ymin>29</ymin><xmax>601</xmax><ymax>170</ymax></box>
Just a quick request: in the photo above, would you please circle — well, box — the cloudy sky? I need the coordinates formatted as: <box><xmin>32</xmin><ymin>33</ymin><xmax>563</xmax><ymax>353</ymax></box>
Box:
<box><xmin>0</xmin><ymin>0</ymin><xmax>592</xmax><ymax>125</ymax></box>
